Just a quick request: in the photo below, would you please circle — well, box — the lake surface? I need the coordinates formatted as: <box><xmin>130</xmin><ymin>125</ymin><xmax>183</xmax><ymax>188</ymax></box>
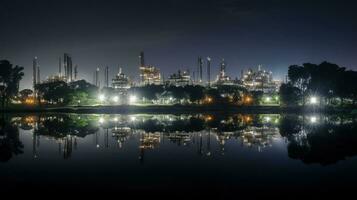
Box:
<box><xmin>1</xmin><ymin>113</ymin><xmax>357</xmax><ymax>197</ymax></box>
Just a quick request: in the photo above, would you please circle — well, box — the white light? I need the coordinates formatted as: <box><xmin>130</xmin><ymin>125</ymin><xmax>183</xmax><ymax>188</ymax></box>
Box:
<box><xmin>169</xmin><ymin>97</ymin><xmax>173</xmax><ymax>101</ymax></box>
<box><xmin>112</xmin><ymin>96</ymin><xmax>119</xmax><ymax>102</ymax></box>
<box><xmin>98</xmin><ymin>94</ymin><xmax>105</xmax><ymax>101</ymax></box>
<box><xmin>310</xmin><ymin>116</ymin><xmax>317</xmax><ymax>123</ymax></box>
<box><xmin>310</xmin><ymin>96</ymin><xmax>318</xmax><ymax>104</ymax></box>
<box><xmin>265</xmin><ymin>97</ymin><xmax>271</xmax><ymax>102</ymax></box>
<box><xmin>114</xmin><ymin>117</ymin><xmax>118</xmax><ymax>122</ymax></box>
<box><xmin>130</xmin><ymin>116</ymin><xmax>136</xmax><ymax>121</ymax></box>
<box><xmin>129</xmin><ymin>95</ymin><xmax>137</xmax><ymax>104</ymax></box>
<box><xmin>99</xmin><ymin>117</ymin><xmax>105</xmax><ymax>124</ymax></box>
<box><xmin>265</xmin><ymin>116</ymin><xmax>271</xmax><ymax>122</ymax></box>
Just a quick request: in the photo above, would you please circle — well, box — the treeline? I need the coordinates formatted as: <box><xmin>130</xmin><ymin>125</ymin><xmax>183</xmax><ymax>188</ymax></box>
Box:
<box><xmin>127</xmin><ymin>84</ymin><xmax>246</xmax><ymax>105</ymax></box>
<box><xmin>0</xmin><ymin>60</ymin><xmax>24</xmax><ymax>109</ymax></box>
<box><xmin>280</xmin><ymin>61</ymin><xmax>357</xmax><ymax>106</ymax></box>
<box><xmin>34</xmin><ymin>80</ymin><xmax>247</xmax><ymax>105</ymax></box>
<box><xmin>35</xmin><ymin>80</ymin><xmax>98</xmax><ymax>105</ymax></box>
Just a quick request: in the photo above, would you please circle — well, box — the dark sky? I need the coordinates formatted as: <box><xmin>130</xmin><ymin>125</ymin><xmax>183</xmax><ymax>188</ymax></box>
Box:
<box><xmin>1</xmin><ymin>0</ymin><xmax>357</xmax><ymax>89</ymax></box>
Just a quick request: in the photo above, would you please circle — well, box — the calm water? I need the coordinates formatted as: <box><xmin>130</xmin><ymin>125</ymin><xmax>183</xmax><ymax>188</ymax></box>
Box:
<box><xmin>1</xmin><ymin>113</ymin><xmax>357</xmax><ymax>197</ymax></box>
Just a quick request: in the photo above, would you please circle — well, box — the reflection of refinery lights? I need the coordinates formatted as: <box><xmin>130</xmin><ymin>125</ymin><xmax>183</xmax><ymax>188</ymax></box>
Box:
<box><xmin>310</xmin><ymin>116</ymin><xmax>317</xmax><ymax>123</ymax></box>
<box><xmin>264</xmin><ymin>116</ymin><xmax>271</xmax><ymax>122</ymax></box>
<box><xmin>112</xmin><ymin>96</ymin><xmax>119</xmax><ymax>102</ymax></box>
<box><xmin>98</xmin><ymin>94</ymin><xmax>105</xmax><ymax>102</ymax></box>
<box><xmin>129</xmin><ymin>95</ymin><xmax>137</xmax><ymax>104</ymax></box>
<box><xmin>99</xmin><ymin>117</ymin><xmax>105</xmax><ymax>124</ymax></box>
<box><xmin>130</xmin><ymin>116</ymin><xmax>136</xmax><ymax>121</ymax></box>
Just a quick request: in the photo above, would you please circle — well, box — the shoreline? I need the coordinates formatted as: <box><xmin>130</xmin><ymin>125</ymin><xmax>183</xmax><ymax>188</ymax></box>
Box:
<box><xmin>1</xmin><ymin>105</ymin><xmax>356</xmax><ymax>114</ymax></box>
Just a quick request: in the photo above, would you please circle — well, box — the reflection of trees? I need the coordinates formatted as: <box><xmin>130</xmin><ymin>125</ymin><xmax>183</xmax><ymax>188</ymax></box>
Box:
<box><xmin>0</xmin><ymin>117</ymin><xmax>24</xmax><ymax>162</ymax></box>
<box><xmin>35</xmin><ymin>115</ymin><xmax>99</xmax><ymax>138</ymax></box>
<box><xmin>281</xmin><ymin>115</ymin><xmax>357</xmax><ymax>165</ymax></box>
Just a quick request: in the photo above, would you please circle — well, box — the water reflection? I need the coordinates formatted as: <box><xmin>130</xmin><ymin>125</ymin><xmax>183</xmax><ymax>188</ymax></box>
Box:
<box><xmin>0</xmin><ymin>117</ymin><xmax>23</xmax><ymax>162</ymax></box>
<box><xmin>2</xmin><ymin>113</ymin><xmax>357</xmax><ymax>165</ymax></box>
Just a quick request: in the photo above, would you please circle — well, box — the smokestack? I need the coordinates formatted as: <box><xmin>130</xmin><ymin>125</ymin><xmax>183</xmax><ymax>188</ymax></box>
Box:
<box><xmin>37</xmin><ymin>66</ymin><xmax>40</xmax><ymax>84</ymax></box>
<box><xmin>200</xmin><ymin>57</ymin><xmax>203</xmax><ymax>83</ymax></box>
<box><xmin>95</xmin><ymin>67</ymin><xmax>100</xmax><ymax>87</ymax></box>
<box><xmin>59</xmin><ymin>57</ymin><xmax>62</xmax><ymax>76</ymax></box>
<box><xmin>74</xmin><ymin>65</ymin><xmax>78</xmax><ymax>80</ymax></box>
<box><xmin>104</xmin><ymin>66</ymin><xmax>109</xmax><ymax>87</ymax></box>
<box><xmin>139</xmin><ymin>51</ymin><xmax>145</xmax><ymax>67</ymax></box>
<box><xmin>33</xmin><ymin>57</ymin><xmax>37</xmax><ymax>97</ymax></box>
<box><xmin>64</xmin><ymin>54</ymin><xmax>68</xmax><ymax>81</ymax></box>
<box><xmin>207</xmin><ymin>57</ymin><xmax>211</xmax><ymax>87</ymax></box>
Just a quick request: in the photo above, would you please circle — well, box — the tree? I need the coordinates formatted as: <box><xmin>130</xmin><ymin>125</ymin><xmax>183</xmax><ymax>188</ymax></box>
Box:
<box><xmin>19</xmin><ymin>89</ymin><xmax>33</xmax><ymax>102</ymax></box>
<box><xmin>286</xmin><ymin>61</ymin><xmax>357</xmax><ymax>106</ymax></box>
<box><xmin>184</xmin><ymin>85</ymin><xmax>205</xmax><ymax>103</ymax></box>
<box><xmin>130</xmin><ymin>85</ymin><xmax>164</xmax><ymax>101</ymax></box>
<box><xmin>279</xmin><ymin>83</ymin><xmax>301</xmax><ymax>106</ymax></box>
<box><xmin>36</xmin><ymin>81</ymin><xmax>70</xmax><ymax>104</ymax></box>
<box><xmin>0</xmin><ymin>60</ymin><xmax>24</xmax><ymax>109</ymax></box>
<box><xmin>68</xmin><ymin>91</ymin><xmax>89</xmax><ymax>105</ymax></box>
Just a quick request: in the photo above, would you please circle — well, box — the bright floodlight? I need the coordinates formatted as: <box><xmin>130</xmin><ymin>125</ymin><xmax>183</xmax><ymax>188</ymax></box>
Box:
<box><xmin>129</xmin><ymin>95</ymin><xmax>137</xmax><ymax>104</ymax></box>
<box><xmin>112</xmin><ymin>96</ymin><xmax>119</xmax><ymax>103</ymax></box>
<box><xmin>265</xmin><ymin>116</ymin><xmax>271</xmax><ymax>122</ymax></box>
<box><xmin>98</xmin><ymin>94</ymin><xmax>105</xmax><ymax>101</ymax></box>
<box><xmin>265</xmin><ymin>97</ymin><xmax>271</xmax><ymax>102</ymax></box>
<box><xmin>310</xmin><ymin>96</ymin><xmax>318</xmax><ymax>104</ymax></box>
<box><xmin>130</xmin><ymin>116</ymin><xmax>136</xmax><ymax>121</ymax></box>
<box><xmin>114</xmin><ymin>117</ymin><xmax>118</xmax><ymax>122</ymax></box>
<box><xmin>310</xmin><ymin>116</ymin><xmax>317</xmax><ymax>123</ymax></box>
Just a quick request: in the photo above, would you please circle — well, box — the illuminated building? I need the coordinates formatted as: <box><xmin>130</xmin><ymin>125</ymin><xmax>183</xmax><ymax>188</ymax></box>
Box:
<box><xmin>166</xmin><ymin>69</ymin><xmax>191</xmax><ymax>86</ymax></box>
<box><xmin>112</xmin><ymin>67</ymin><xmax>131</xmax><ymax>91</ymax></box>
<box><xmin>139</xmin><ymin>51</ymin><xmax>162</xmax><ymax>85</ymax></box>
<box><xmin>43</xmin><ymin>75</ymin><xmax>67</xmax><ymax>83</ymax></box>
<box><xmin>241</xmin><ymin>65</ymin><xmax>280</xmax><ymax>93</ymax></box>
<box><xmin>139</xmin><ymin>132</ymin><xmax>161</xmax><ymax>149</ymax></box>
<box><xmin>165</xmin><ymin>133</ymin><xmax>191</xmax><ymax>146</ymax></box>
<box><xmin>215</xmin><ymin>58</ymin><xmax>234</xmax><ymax>85</ymax></box>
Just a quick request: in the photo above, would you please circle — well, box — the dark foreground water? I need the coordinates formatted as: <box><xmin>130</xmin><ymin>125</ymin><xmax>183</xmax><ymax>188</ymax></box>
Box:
<box><xmin>1</xmin><ymin>113</ymin><xmax>357</xmax><ymax>198</ymax></box>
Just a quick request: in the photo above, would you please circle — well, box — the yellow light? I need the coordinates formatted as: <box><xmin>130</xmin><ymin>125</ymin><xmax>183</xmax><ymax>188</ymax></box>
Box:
<box><xmin>205</xmin><ymin>115</ymin><xmax>213</xmax><ymax>121</ymax></box>
<box><xmin>25</xmin><ymin>98</ymin><xmax>35</xmax><ymax>104</ymax></box>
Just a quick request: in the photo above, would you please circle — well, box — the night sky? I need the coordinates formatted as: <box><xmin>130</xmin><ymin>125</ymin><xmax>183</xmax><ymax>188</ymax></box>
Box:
<box><xmin>1</xmin><ymin>0</ymin><xmax>356</xmax><ymax>89</ymax></box>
